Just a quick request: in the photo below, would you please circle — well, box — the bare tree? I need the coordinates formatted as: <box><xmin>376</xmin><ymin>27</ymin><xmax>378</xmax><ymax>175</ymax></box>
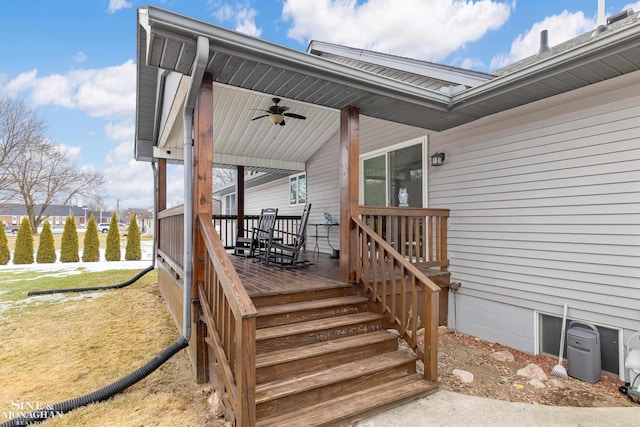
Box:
<box><xmin>213</xmin><ymin>167</ymin><xmax>236</xmax><ymax>188</ymax></box>
<box><xmin>0</xmin><ymin>97</ymin><xmax>45</xmax><ymax>204</ymax></box>
<box><xmin>0</xmin><ymin>96</ymin><xmax>106</xmax><ymax>233</ymax></box>
<box><xmin>9</xmin><ymin>140</ymin><xmax>106</xmax><ymax>233</ymax></box>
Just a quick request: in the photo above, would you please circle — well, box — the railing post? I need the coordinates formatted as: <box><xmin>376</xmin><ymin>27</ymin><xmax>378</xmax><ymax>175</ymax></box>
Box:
<box><xmin>424</xmin><ymin>285</ymin><xmax>439</xmax><ymax>381</ymax></box>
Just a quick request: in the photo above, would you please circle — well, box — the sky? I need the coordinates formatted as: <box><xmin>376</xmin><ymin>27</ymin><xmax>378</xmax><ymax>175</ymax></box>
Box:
<box><xmin>1</xmin><ymin>0</ymin><xmax>639</xmax><ymax>211</ymax></box>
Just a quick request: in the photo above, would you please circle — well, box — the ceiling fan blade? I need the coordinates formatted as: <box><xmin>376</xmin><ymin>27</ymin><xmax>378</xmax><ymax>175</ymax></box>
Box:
<box><xmin>279</xmin><ymin>119</ymin><xmax>286</xmax><ymax>126</ymax></box>
<box><xmin>284</xmin><ymin>112</ymin><xmax>306</xmax><ymax>120</ymax></box>
<box><xmin>251</xmin><ymin>114</ymin><xmax>269</xmax><ymax>121</ymax></box>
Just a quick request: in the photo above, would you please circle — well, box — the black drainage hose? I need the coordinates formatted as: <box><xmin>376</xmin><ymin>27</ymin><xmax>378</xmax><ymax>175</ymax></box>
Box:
<box><xmin>1</xmin><ymin>336</ymin><xmax>188</xmax><ymax>427</ymax></box>
<box><xmin>27</xmin><ymin>265</ymin><xmax>155</xmax><ymax>296</ymax></box>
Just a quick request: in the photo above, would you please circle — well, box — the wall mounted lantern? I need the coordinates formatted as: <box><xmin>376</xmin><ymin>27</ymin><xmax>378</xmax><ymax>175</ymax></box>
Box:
<box><xmin>430</xmin><ymin>152</ymin><xmax>446</xmax><ymax>167</ymax></box>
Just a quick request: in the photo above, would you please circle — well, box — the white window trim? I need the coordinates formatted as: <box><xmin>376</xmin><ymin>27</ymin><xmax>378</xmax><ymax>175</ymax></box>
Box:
<box><xmin>289</xmin><ymin>172</ymin><xmax>307</xmax><ymax>206</ymax></box>
<box><xmin>359</xmin><ymin>135</ymin><xmax>428</xmax><ymax>207</ymax></box>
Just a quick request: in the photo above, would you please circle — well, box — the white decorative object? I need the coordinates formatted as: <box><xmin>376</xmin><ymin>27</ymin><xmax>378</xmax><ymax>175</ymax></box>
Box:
<box><xmin>398</xmin><ymin>187</ymin><xmax>409</xmax><ymax>207</ymax></box>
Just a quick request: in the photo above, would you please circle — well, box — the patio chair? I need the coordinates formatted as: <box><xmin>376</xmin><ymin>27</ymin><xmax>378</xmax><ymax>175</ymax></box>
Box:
<box><xmin>234</xmin><ymin>208</ymin><xmax>278</xmax><ymax>257</ymax></box>
<box><xmin>264</xmin><ymin>203</ymin><xmax>312</xmax><ymax>268</ymax></box>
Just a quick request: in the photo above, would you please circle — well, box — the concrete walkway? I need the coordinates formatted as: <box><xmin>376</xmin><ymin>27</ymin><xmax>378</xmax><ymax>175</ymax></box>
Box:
<box><xmin>358</xmin><ymin>390</ymin><xmax>640</xmax><ymax>426</ymax></box>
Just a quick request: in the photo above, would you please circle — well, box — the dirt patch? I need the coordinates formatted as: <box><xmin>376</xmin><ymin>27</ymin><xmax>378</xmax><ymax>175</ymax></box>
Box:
<box><xmin>438</xmin><ymin>327</ymin><xmax>636</xmax><ymax>407</ymax></box>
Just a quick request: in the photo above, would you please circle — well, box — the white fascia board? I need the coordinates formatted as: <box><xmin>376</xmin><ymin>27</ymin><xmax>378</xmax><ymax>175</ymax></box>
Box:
<box><xmin>157</xmin><ymin>75</ymin><xmax>188</xmax><ymax>149</ymax></box>
<box><xmin>307</xmin><ymin>40</ymin><xmax>494</xmax><ymax>88</ymax></box>
<box><xmin>153</xmin><ymin>146</ymin><xmax>184</xmax><ymax>161</ymax></box>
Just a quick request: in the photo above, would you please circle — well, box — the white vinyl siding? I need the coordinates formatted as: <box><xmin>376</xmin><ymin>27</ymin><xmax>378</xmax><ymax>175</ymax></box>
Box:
<box><xmin>429</xmin><ymin>70</ymin><xmax>640</xmax><ymax>350</ymax></box>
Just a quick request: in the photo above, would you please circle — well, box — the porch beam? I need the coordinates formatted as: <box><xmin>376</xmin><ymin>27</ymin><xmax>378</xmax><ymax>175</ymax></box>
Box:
<box><xmin>339</xmin><ymin>105</ymin><xmax>359</xmax><ymax>283</ymax></box>
<box><xmin>192</xmin><ymin>72</ymin><xmax>214</xmax><ymax>383</ymax></box>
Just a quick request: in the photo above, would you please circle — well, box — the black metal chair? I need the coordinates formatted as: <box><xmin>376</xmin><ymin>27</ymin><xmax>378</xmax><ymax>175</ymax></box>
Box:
<box><xmin>234</xmin><ymin>208</ymin><xmax>278</xmax><ymax>257</ymax></box>
<box><xmin>264</xmin><ymin>203</ymin><xmax>312</xmax><ymax>268</ymax></box>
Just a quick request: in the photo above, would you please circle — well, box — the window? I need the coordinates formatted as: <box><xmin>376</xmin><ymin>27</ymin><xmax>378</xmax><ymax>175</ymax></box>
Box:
<box><xmin>360</xmin><ymin>136</ymin><xmax>426</xmax><ymax>208</ymax></box>
<box><xmin>224</xmin><ymin>193</ymin><xmax>236</xmax><ymax>215</ymax></box>
<box><xmin>289</xmin><ymin>173</ymin><xmax>306</xmax><ymax>206</ymax></box>
<box><xmin>539</xmin><ymin>313</ymin><xmax>620</xmax><ymax>375</ymax></box>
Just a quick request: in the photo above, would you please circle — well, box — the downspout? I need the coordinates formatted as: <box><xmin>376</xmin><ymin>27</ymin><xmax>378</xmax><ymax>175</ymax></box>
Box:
<box><xmin>2</xmin><ymin>37</ymin><xmax>211</xmax><ymax>427</ymax></box>
<box><xmin>182</xmin><ymin>35</ymin><xmax>210</xmax><ymax>340</ymax></box>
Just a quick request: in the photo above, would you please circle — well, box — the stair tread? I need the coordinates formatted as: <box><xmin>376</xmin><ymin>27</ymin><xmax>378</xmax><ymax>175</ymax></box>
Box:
<box><xmin>256</xmin><ymin>351</ymin><xmax>415</xmax><ymax>404</ymax></box>
<box><xmin>257</xmin><ymin>374</ymin><xmax>438</xmax><ymax>427</ymax></box>
<box><xmin>256</xmin><ymin>295</ymin><xmax>369</xmax><ymax>317</ymax></box>
<box><xmin>256</xmin><ymin>312</ymin><xmax>383</xmax><ymax>341</ymax></box>
<box><xmin>256</xmin><ymin>330</ymin><xmax>398</xmax><ymax>368</ymax></box>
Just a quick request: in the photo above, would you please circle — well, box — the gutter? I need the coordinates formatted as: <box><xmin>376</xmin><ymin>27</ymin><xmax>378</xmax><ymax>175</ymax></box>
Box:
<box><xmin>182</xmin><ymin>35</ymin><xmax>210</xmax><ymax>340</ymax></box>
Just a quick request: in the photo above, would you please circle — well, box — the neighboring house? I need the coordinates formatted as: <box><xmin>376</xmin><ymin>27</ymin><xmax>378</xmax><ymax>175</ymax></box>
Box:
<box><xmin>135</xmin><ymin>6</ymin><xmax>640</xmax><ymax>424</ymax></box>
<box><xmin>0</xmin><ymin>204</ymin><xmax>113</xmax><ymax>229</ymax></box>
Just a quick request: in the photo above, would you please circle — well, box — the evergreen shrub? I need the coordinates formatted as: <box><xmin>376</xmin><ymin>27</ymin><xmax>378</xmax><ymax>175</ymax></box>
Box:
<box><xmin>60</xmin><ymin>216</ymin><xmax>79</xmax><ymax>262</ymax></box>
<box><xmin>105</xmin><ymin>213</ymin><xmax>121</xmax><ymax>261</ymax></box>
<box><xmin>82</xmin><ymin>214</ymin><xmax>100</xmax><ymax>262</ymax></box>
<box><xmin>0</xmin><ymin>223</ymin><xmax>9</xmax><ymax>265</ymax></box>
<box><xmin>125</xmin><ymin>213</ymin><xmax>141</xmax><ymax>261</ymax></box>
<box><xmin>13</xmin><ymin>217</ymin><xmax>34</xmax><ymax>264</ymax></box>
<box><xmin>36</xmin><ymin>220</ymin><xmax>56</xmax><ymax>263</ymax></box>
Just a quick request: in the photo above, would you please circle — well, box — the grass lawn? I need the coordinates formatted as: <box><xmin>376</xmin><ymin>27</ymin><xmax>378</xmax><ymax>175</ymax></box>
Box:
<box><xmin>0</xmin><ymin>268</ymin><xmax>224</xmax><ymax>426</ymax></box>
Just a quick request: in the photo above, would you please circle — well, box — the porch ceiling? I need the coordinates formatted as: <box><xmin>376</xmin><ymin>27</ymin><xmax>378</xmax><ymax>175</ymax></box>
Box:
<box><xmin>136</xmin><ymin>6</ymin><xmax>640</xmax><ymax>170</ymax></box>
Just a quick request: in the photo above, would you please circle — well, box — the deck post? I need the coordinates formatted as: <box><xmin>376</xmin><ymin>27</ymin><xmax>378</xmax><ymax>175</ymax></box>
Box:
<box><xmin>192</xmin><ymin>72</ymin><xmax>214</xmax><ymax>383</ymax></box>
<box><xmin>157</xmin><ymin>158</ymin><xmax>166</xmax><ymax>253</ymax></box>
<box><xmin>236</xmin><ymin>165</ymin><xmax>245</xmax><ymax>239</ymax></box>
<box><xmin>339</xmin><ymin>105</ymin><xmax>359</xmax><ymax>283</ymax></box>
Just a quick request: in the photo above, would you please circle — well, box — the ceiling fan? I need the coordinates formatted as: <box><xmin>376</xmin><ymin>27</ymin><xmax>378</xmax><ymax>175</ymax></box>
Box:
<box><xmin>251</xmin><ymin>97</ymin><xmax>306</xmax><ymax>126</ymax></box>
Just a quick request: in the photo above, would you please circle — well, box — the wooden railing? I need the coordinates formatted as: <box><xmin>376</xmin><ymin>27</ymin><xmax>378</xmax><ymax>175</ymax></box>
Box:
<box><xmin>359</xmin><ymin>207</ymin><xmax>449</xmax><ymax>270</ymax></box>
<box><xmin>158</xmin><ymin>206</ymin><xmax>185</xmax><ymax>276</ymax></box>
<box><xmin>213</xmin><ymin>214</ymin><xmax>302</xmax><ymax>249</ymax></box>
<box><xmin>352</xmin><ymin>216</ymin><xmax>440</xmax><ymax>382</ymax></box>
<box><xmin>197</xmin><ymin>213</ymin><xmax>257</xmax><ymax>426</ymax></box>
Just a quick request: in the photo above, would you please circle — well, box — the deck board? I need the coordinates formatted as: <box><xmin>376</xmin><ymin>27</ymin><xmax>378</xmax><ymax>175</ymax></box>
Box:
<box><xmin>229</xmin><ymin>250</ymin><xmax>343</xmax><ymax>297</ymax></box>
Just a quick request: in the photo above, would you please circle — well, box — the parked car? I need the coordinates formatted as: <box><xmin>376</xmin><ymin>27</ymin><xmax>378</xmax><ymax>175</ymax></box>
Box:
<box><xmin>98</xmin><ymin>223</ymin><xmax>128</xmax><ymax>234</ymax></box>
<box><xmin>4</xmin><ymin>224</ymin><xmax>19</xmax><ymax>234</ymax></box>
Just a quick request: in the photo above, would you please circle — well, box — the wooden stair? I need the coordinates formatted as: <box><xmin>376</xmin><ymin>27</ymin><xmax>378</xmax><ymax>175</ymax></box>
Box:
<box><xmin>254</xmin><ymin>286</ymin><xmax>438</xmax><ymax>426</ymax></box>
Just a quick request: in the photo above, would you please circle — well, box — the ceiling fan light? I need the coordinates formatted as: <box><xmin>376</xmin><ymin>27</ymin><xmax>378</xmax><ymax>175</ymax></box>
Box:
<box><xmin>268</xmin><ymin>113</ymin><xmax>284</xmax><ymax>124</ymax></box>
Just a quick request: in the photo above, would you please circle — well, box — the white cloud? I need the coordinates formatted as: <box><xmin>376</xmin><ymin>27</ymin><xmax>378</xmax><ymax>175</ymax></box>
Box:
<box><xmin>622</xmin><ymin>2</ymin><xmax>640</xmax><ymax>13</ymax></box>
<box><xmin>54</xmin><ymin>143</ymin><xmax>82</xmax><ymax>161</ymax></box>
<box><xmin>105</xmin><ymin>120</ymin><xmax>134</xmax><ymax>143</ymax></box>
<box><xmin>5</xmin><ymin>60</ymin><xmax>135</xmax><ymax>120</ymax></box>
<box><xmin>108</xmin><ymin>0</ymin><xmax>132</xmax><ymax>13</ymax></box>
<box><xmin>282</xmin><ymin>0</ymin><xmax>512</xmax><ymax>61</ymax></box>
<box><xmin>5</xmin><ymin>69</ymin><xmax>38</xmax><ymax>96</ymax></box>
<box><xmin>212</xmin><ymin>2</ymin><xmax>262</xmax><ymax>37</ymax></box>
<box><xmin>490</xmin><ymin>10</ymin><xmax>595</xmax><ymax>70</ymax></box>
<box><xmin>74</xmin><ymin>51</ymin><xmax>88</xmax><ymax>63</ymax></box>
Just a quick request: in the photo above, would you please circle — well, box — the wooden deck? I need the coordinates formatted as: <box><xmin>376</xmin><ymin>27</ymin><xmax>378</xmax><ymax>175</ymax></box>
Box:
<box><xmin>229</xmin><ymin>250</ymin><xmax>347</xmax><ymax>298</ymax></box>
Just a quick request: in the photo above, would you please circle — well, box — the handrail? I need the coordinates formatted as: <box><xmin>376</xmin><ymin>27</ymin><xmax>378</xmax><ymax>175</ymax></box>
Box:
<box><xmin>197</xmin><ymin>213</ymin><xmax>257</xmax><ymax>426</ymax></box>
<box><xmin>157</xmin><ymin>206</ymin><xmax>185</xmax><ymax>275</ymax></box>
<box><xmin>359</xmin><ymin>206</ymin><xmax>449</xmax><ymax>270</ymax></box>
<box><xmin>352</xmin><ymin>215</ymin><xmax>439</xmax><ymax>382</ymax></box>
<box><xmin>213</xmin><ymin>214</ymin><xmax>302</xmax><ymax>249</ymax></box>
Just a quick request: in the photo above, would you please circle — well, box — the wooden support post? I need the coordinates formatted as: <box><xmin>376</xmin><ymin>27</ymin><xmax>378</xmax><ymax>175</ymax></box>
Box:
<box><xmin>236</xmin><ymin>165</ymin><xmax>245</xmax><ymax>238</ymax></box>
<box><xmin>192</xmin><ymin>73</ymin><xmax>214</xmax><ymax>383</ymax></box>
<box><xmin>339</xmin><ymin>105</ymin><xmax>359</xmax><ymax>283</ymax></box>
<box><xmin>157</xmin><ymin>158</ymin><xmax>166</xmax><ymax>253</ymax></box>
